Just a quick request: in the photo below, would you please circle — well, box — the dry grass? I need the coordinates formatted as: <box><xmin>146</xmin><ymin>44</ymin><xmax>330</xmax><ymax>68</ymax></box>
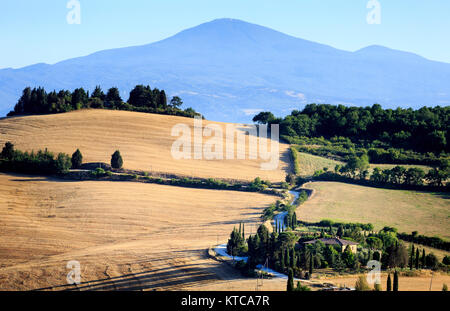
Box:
<box><xmin>297</xmin><ymin>182</ymin><xmax>450</xmax><ymax>239</ymax></box>
<box><xmin>0</xmin><ymin>110</ymin><xmax>290</xmax><ymax>182</ymax></box>
<box><xmin>315</xmin><ymin>271</ymin><xmax>450</xmax><ymax>291</ymax></box>
<box><xmin>0</xmin><ymin>173</ymin><xmax>277</xmax><ymax>291</ymax></box>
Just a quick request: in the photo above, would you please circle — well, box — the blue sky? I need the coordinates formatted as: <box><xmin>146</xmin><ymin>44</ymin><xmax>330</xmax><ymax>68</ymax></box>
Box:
<box><xmin>1</xmin><ymin>0</ymin><xmax>449</xmax><ymax>69</ymax></box>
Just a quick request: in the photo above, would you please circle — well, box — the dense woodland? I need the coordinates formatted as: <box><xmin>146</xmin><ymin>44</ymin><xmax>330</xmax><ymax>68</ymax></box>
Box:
<box><xmin>254</xmin><ymin>104</ymin><xmax>449</xmax><ymax>161</ymax></box>
<box><xmin>7</xmin><ymin>85</ymin><xmax>201</xmax><ymax>118</ymax></box>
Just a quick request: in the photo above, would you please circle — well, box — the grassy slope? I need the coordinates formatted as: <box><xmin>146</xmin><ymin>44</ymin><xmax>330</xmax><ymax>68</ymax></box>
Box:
<box><xmin>297</xmin><ymin>182</ymin><xmax>450</xmax><ymax>240</ymax></box>
<box><xmin>0</xmin><ymin>110</ymin><xmax>290</xmax><ymax>182</ymax></box>
<box><xmin>297</xmin><ymin>151</ymin><xmax>431</xmax><ymax>177</ymax></box>
<box><xmin>0</xmin><ymin>173</ymin><xmax>277</xmax><ymax>290</ymax></box>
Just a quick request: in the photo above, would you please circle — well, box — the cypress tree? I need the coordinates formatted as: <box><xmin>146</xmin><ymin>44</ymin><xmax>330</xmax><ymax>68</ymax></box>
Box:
<box><xmin>393</xmin><ymin>271</ymin><xmax>399</xmax><ymax>291</ymax></box>
<box><xmin>421</xmin><ymin>249</ymin><xmax>426</xmax><ymax>267</ymax></box>
<box><xmin>291</xmin><ymin>248</ymin><xmax>296</xmax><ymax>268</ymax></box>
<box><xmin>309</xmin><ymin>252</ymin><xmax>314</xmax><ymax>276</ymax></box>
<box><xmin>337</xmin><ymin>225</ymin><xmax>344</xmax><ymax>238</ymax></box>
<box><xmin>287</xmin><ymin>268</ymin><xmax>294</xmax><ymax>292</ymax></box>
<box><xmin>285</xmin><ymin>248</ymin><xmax>290</xmax><ymax>268</ymax></box>
<box><xmin>71</xmin><ymin>149</ymin><xmax>83</xmax><ymax>169</ymax></box>
<box><xmin>410</xmin><ymin>245</ymin><xmax>415</xmax><ymax>270</ymax></box>
<box><xmin>111</xmin><ymin>150</ymin><xmax>123</xmax><ymax>169</ymax></box>
<box><xmin>415</xmin><ymin>248</ymin><xmax>420</xmax><ymax>269</ymax></box>
<box><xmin>387</xmin><ymin>274</ymin><xmax>392</xmax><ymax>291</ymax></box>
<box><xmin>281</xmin><ymin>250</ymin><xmax>285</xmax><ymax>271</ymax></box>
<box><xmin>242</xmin><ymin>223</ymin><xmax>245</xmax><ymax>240</ymax></box>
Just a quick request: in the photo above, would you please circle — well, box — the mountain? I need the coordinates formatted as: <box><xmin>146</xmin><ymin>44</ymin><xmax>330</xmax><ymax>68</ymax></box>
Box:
<box><xmin>1</xmin><ymin>18</ymin><xmax>450</xmax><ymax>122</ymax></box>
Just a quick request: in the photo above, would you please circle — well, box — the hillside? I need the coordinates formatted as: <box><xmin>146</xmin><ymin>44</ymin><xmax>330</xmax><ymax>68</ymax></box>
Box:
<box><xmin>0</xmin><ymin>173</ymin><xmax>277</xmax><ymax>290</ymax></box>
<box><xmin>296</xmin><ymin>152</ymin><xmax>431</xmax><ymax>177</ymax></box>
<box><xmin>1</xmin><ymin>18</ymin><xmax>450</xmax><ymax>122</ymax></box>
<box><xmin>0</xmin><ymin>110</ymin><xmax>290</xmax><ymax>182</ymax></box>
<box><xmin>297</xmin><ymin>182</ymin><xmax>450</xmax><ymax>239</ymax></box>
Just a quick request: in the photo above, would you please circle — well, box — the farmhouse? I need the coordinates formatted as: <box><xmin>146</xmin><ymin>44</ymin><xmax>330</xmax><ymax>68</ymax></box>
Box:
<box><xmin>303</xmin><ymin>237</ymin><xmax>359</xmax><ymax>253</ymax></box>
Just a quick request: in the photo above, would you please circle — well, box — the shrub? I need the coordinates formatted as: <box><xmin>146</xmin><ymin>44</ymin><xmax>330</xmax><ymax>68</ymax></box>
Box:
<box><xmin>71</xmin><ymin>149</ymin><xmax>83</xmax><ymax>169</ymax></box>
<box><xmin>295</xmin><ymin>281</ymin><xmax>311</xmax><ymax>291</ymax></box>
<box><xmin>1</xmin><ymin>142</ymin><xmax>14</xmax><ymax>160</ymax></box>
<box><xmin>111</xmin><ymin>150</ymin><xmax>123</xmax><ymax>169</ymax></box>
<box><xmin>426</xmin><ymin>253</ymin><xmax>439</xmax><ymax>269</ymax></box>
<box><xmin>0</xmin><ymin>143</ymin><xmax>71</xmax><ymax>175</ymax></box>
<box><xmin>55</xmin><ymin>153</ymin><xmax>72</xmax><ymax>174</ymax></box>
<box><xmin>443</xmin><ymin>256</ymin><xmax>450</xmax><ymax>266</ymax></box>
<box><xmin>90</xmin><ymin>167</ymin><xmax>106</xmax><ymax>178</ymax></box>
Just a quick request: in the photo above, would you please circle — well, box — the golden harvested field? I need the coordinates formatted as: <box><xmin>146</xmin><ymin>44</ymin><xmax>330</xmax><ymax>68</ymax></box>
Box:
<box><xmin>188</xmin><ymin>271</ymin><xmax>450</xmax><ymax>291</ymax></box>
<box><xmin>0</xmin><ymin>110</ymin><xmax>289</xmax><ymax>182</ymax></box>
<box><xmin>297</xmin><ymin>182</ymin><xmax>450</xmax><ymax>239</ymax></box>
<box><xmin>315</xmin><ymin>271</ymin><xmax>450</xmax><ymax>292</ymax></box>
<box><xmin>0</xmin><ymin>173</ymin><xmax>277</xmax><ymax>291</ymax></box>
<box><xmin>297</xmin><ymin>152</ymin><xmax>431</xmax><ymax>177</ymax></box>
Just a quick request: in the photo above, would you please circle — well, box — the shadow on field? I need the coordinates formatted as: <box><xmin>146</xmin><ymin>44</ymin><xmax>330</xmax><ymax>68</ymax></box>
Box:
<box><xmin>430</xmin><ymin>192</ymin><xmax>449</xmax><ymax>200</ymax></box>
<box><xmin>34</xmin><ymin>249</ymin><xmax>243</xmax><ymax>291</ymax></box>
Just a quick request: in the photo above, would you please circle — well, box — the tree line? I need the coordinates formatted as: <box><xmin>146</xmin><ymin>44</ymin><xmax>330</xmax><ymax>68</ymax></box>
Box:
<box><xmin>7</xmin><ymin>85</ymin><xmax>201</xmax><ymax>118</ymax></box>
<box><xmin>309</xmin><ymin>153</ymin><xmax>449</xmax><ymax>190</ymax></box>
<box><xmin>254</xmin><ymin>103</ymin><xmax>449</xmax><ymax>157</ymax></box>
<box><xmin>0</xmin><ymin>142</ymin><xmax>71</xmax><ymax>175</ymax></box>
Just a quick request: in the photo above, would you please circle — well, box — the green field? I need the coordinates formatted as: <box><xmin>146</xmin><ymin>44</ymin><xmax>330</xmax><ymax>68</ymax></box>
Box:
<box><xmin>297</xmin><ymin>181</ymin><xmax>450</xmax><ymax>240</ymax></box>
<box><xmin>297</xmin><ymin>151</ymin><xmax>432</xmax><ymax>177</ymax></box>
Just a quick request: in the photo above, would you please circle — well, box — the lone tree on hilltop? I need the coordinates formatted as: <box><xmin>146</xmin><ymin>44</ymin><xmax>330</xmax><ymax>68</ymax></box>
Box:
<box><xmin>111</xmin><ymin>150</ymin><xmax>123</xmax><ymax>169</ymax></box>
<box><xmin>71</xmin><ymin>149</ymin><xmax>83</xmax><ymax>169</ymax></box>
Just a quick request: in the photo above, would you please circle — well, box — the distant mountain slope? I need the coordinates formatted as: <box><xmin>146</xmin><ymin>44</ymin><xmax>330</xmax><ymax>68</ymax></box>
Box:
<box><xmin>1</xmin><ymin>18</ymin><xmax>449</xmax><ymax>122</ymax></box>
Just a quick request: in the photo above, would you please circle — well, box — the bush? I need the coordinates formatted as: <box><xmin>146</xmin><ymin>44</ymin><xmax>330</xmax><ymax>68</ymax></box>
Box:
<box><xmin>55</xmin><ymin>153</ymin><xmax>72</xmax><ymax>174</ymax></box>
<box><xmin>0</xmin><ymin>143</ymin><xmax>71</xmax><ymax>175</ymax></box>
<box><xmin>426</xmin><ymin>253</ymin><xmax>439</xmax><ymax>269</ymax></box>
<box><xmin>90</xmin><ymin>167</ymin><xmax>106</xmax><ymax>178</ymax></box>
<box><xmin>1</xmin><ymin>142</ymin><xmax>14</xmax><ymax>160</ymax></box>
<box><xmin>111</xmin><ymin>150</ymin><xmax>123</xmax><ymax>169</ymax></box>
<box><xmin>443</xmin><ymin>256</ymin><xmax>450</xmax><ymax>266</ymax></box>
<box><xmin>71</xmin><ymin>149</ymin><xmax>83</xmax><ymax>169</ymax></box>
<box><xmin>294</xmin><ymin>281</ymin><xmax>311</xmax><ymax>291</ymax></box>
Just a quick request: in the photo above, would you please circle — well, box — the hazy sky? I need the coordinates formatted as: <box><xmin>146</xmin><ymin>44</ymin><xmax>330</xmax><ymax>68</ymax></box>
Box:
<box><xmin>1</xmin><ymin>0</ymin><xmax>449</xmax><ymax>69</ymax></box>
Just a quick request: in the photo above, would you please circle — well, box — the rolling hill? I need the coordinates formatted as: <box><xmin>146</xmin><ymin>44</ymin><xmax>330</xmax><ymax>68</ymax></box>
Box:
<box><xmin>0</xmin><ymin>173</ymin><xmax>277</xmax><ymax>290</ymax></box>
<box><xmin>1</xmin><ymin>18</ymin><xmax>450</xmax><ymax>122</ymax></box>
<box><xmin>297</xmin><ymin>182</ymin><xmax>450</xmax><ymax>239</ymax></box>
<box><xmin>0</xmin><ymin>108</ymin><xmax>290</xmax><ymax>290</ymax></box>
<box><xmin>0</xmin><ymin>109</ymin><xmax>290</xmax><ymax>182</ymax></box>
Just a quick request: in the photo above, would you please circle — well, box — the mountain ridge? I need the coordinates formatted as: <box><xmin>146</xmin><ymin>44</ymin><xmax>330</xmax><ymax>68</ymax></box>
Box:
<box><xmin>1</xmin><ymin>18</ymin><xmax>449</xmax><ymax>122</ymax></box>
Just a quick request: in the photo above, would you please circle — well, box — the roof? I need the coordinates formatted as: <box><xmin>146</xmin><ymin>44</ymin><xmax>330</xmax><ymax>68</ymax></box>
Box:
<box><xmin>303</xmin><ymin>237</ymin><xmax>359</xmax><ymax>246</ymax></box>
